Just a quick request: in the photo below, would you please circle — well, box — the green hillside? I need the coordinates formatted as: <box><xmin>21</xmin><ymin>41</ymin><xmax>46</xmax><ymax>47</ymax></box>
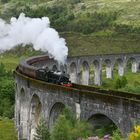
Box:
<box><xmin>0</xmin><ymin>0</ymin><xmax>140</xmax><ymax>34</ymax></box>
<box><xmin>61</xmin><ymin>33</ymin><xmax>140</xmax><ymax>56</ymax></box>
<box><xmin>0</xmin><ymin>118</ymin><xmax>17</xmax><ymax>140</ymax></box>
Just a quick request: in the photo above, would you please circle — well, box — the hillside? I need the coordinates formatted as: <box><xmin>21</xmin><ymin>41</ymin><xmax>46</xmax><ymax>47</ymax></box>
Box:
<box><xmin>61</xmin><ymin>33</ymin><xmax>140</xmax><ymax>56</ymax></box>
<box><xmin>0</xmin><ymin>0</ymin><xmax>140</xmax><ymax>68</ymax></box>
<box><xmin>0</xmin><ymin>0</ymin><xmax>140</xmax><ymax>34</ymax></box>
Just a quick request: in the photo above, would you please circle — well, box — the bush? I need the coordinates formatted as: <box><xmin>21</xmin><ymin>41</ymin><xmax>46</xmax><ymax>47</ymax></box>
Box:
<box><xmin>112</xmin><ymin>129</ymin><xmax>122</xmax><ymax>140</ymax></box>
<box><xmin>114</xmin><ymin>78</ymin><xmax>122</xmax><ymax>89</ymax></box>
<box><xmin>51</xmin><ymin>108</ymin><xmax>93</xmax><ymax>140</ymax></box>
<box><xmin>1</xmin><ymin>0</ymin><xmax>10</xmax><ymax>3</ymax></box>
<box><xmin>34</xmin><ymin>118</ymin><xmax>50</xmax><ymax>140</ymax></box>
<box><xmin>51</xmin><ymin>115</ymin><xmax>72</xmax><ymax>140</ymax></box>
<box><xmin>0</xmin><ymin>65</ymin><xmax>15</xmax><ymax>119</ymax></box>
<box><xmin>133</xmin><ymin>81</ymin><xmax>140</xmax><ymax>87</ymax></box>
<box><xmin>129</xmin><ymin>125</ymin><xmax>140</xmax><ymax>140</ymax></box>
<box><xmin>121</xmin><ymin>85</ymin><xmax>140</xmax><ymax>93</ymax></box>
<box><xmin>71</xmin><ymin>120</ymin><xmax>93</xmax><ymax>139</ymax></box>
<box><xmin>0</xmin><ymin>63</ymin><xmax>6</xmax><ymax>77</ymax></box>
<box><xmin>121</xmin><ymin>76</ymin><xmax>127</xmax><ymax>88</ymax></box>
<box><xmin>114</xmin><ymin>76</ymin><xmax>127</xmax><ymax>89</ymax></box>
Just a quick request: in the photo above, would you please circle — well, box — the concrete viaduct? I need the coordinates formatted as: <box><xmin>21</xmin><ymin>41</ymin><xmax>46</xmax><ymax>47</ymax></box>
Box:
<box><xmin>14</xmin><ymin>53</ymin><xmax>140</xmax><ymax>140</ymax></box>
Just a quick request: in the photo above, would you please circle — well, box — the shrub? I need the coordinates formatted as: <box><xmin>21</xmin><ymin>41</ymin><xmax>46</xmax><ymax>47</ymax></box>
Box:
<box><xmin>1</xmin><ymin>0</ymin><xmax>10</xmax><ymax>3</ymax></box>
<box><xmin>129</xmin><ymin>125</ymin><xmax>140</xmax><ymax>140</ymax></box>
<box><xmin>51</xmin><ymin>108</ymin><xmax>93</xmax><ymax>140</ymax></box>
<box><xmin>114</xmin><ymin>78</ymin><xmax>122</xmax><ymax>89</ymax></box>
<box><xmin>34</xmin><ymin>118</ymin><xmax>50</xmax><ymax>140</ymax></box>
<box><xmin>0</xmin><ymin>98</ymin><xmax>14</xmax><ymax>119</ymax></box>
<box><xmin>70</xmin><ymin>0</ymin><xmax>82</xmax><ymax>5</ymax></box>
<box><xmin>0</xmin><ymin>72</ymin><xmax>15</xmax><ymax>118</ymax></box>
<box><xmin>51</xmin><ymin>115</ymin><xmax>72</xmax><ymax>140</ymax></box>
<box><xmin>114</xmin><ymin>76</ymin><xmax>127</xmax><ymax>89</ymax></box>
<box><xmin>0</xmin><ymin>63</ymin><xmax>6</xmax><ymax>77</ymax></box>
<box><xmin>121</xmin><ymin>76</ymin><xmax>127</xmax><ymax>87</ymax></box>
<box><xmin>112</xmin><ymin>129</ymin><xmax>122</xmax><ymax>140</ymax></box>
<box><xmin>81</xmin><ymin>5</ymin><xmax>86</xmax><ymax>10</ymax></box>
<box><xmin>133</xmin><ymin>81</ymin><xmax>140</xmax><ymax>87</ymax></box>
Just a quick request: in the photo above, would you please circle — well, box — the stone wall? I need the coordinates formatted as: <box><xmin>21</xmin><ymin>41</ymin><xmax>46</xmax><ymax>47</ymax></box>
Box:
<box><xmin>15</xmin><ymin>71</ymin><xmax>140</xmax><ymax>140</ymax></box>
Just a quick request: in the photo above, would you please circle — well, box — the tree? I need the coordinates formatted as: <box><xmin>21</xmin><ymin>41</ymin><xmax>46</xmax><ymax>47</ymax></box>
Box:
<box><xmin>51</xmin><ymin>115</ymin><xmax>72</xmax><ymax>140</ymax></box>
<box><xmin>51</xmin><ymin>108</ymin><xmax>93</xmax><ymax>140</ymax></box>
<box><xmin>34</xmin><ymin>118</ymin><xmax>50</xmax><ymax>140</ymax></box>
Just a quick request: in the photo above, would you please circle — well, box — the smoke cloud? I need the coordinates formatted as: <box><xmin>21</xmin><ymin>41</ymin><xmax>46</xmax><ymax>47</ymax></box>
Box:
<box><xmin>0</xmin><ymin>13</ymin><xmax>68</xmax><ymax>64</ymax></box>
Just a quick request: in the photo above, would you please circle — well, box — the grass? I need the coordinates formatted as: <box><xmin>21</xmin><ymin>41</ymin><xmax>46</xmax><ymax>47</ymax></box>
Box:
<box><xmin>0</xmin><ymin>47</ymin><xmax>39</xmax><ymax>70</ymax></box>
<box><xmin>61</xmin><ymin>32</ymin><xmax>140</xmax><ymax>56</ymax></box>
<box><xmin>101</xmin><ymin>67</ymin><xmax>140</xmax><ymax>93</ymax></box>
<box><xmin>0</xmin><ymin>55</ymin><xmax>20</xmax><ymax>71</ymax></box>
<box><xmin>0</xmin><ymin>118</ymin><xmax>17</xmax><ymax>140</ymax></box>
<box><xmin>75</xmin><ymin>0</ymin><xmax>140</xmax><ymax>26</ymax></box>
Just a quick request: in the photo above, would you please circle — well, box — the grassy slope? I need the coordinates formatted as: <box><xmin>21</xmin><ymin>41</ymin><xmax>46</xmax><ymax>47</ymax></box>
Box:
<box><xmin>61</xmin><ymin>33</ymin><xmax>140</xmax><ymax>56</ymax></box>
<box><xmin>0</xmin><ymin>55</ymin><xmax>20</xmax><ymax>71</ymax></box>
<box><xmin>0</xmin><ymin>54</ymin><xmax>28</xmax><ymax>71</ymax></box>
<box><xmin>77</xmin><ymin>0</ymin><xmax>140</xmax><ymax>26</ymax></box>
<box><xmin>1</xmin><ymin>33</ymin><xmax>140</xmax><ymax>69</ymax></box>
<box><xmin>0</xmin><ymin>118</ymin><xmax>17</xmax><ymax>140</ymax></box>
<box><xmin>0</xmin><ymin>0</ymin><xmax>140</xmax><ymax>27</ymax></box>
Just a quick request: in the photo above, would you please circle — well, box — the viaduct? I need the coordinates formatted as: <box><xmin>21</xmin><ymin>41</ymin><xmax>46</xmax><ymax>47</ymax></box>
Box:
<box><xmin>14</xmin><ymin>53</ymin><xmax>140</xmax><ymax>140</ymax></box>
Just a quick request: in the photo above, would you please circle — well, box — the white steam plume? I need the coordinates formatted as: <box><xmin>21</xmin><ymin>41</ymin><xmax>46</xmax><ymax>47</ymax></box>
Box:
<box><xmin>0</xmin><ymin>13</ymin><xmax>68</xmax><ymax>64</ymax></box>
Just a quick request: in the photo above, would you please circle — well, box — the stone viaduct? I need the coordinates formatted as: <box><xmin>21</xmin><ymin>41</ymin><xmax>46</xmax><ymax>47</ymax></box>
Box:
<box><xmin>33</xmin><ymin>53</ymin><xmax>140</xmax><ymax>85</ymax></box>
<box><xmin>14</xmin><ymin>53</ymin><xmax>140</xmax><ymax>140</ymax></box>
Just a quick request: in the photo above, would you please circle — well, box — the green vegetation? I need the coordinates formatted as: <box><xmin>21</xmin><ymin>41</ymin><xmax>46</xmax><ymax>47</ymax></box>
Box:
<box><xmin>0</xmin><ymin>45</ymin><xmax>42</xmax><ymax>70</ymax></box>
<box><xmin>114</xmin><ymin>76</ymin><xmax>127</xmax><ymax>89</ymax></box>
<box><xmin>0</xmin><ymin>0</ymin><xmax>140</xmax><ymax>34</ymax></box>
<box><xmin>34</xmin><ymin>118</ymin><xmax>50</xmax><ymax>140</ymax></box>
<box><xmin>51</xmin><ymin>108</ymin><xmax>93</xmax><ymax>140</ymax></box>
<box><xmin>101</xmin><ymin>69</ymin><xmax>140</xmax><ymax>93</ymax></box>
<box><xmin>92</xmin><ymin>124</ymin><xmax>117</xmax><ymax>138</ymax></box>
<box><xmin>34</xmin><ymin>108</ymin><xmax>122</xmax><ymax>139</ymax></box>
<box><xmin>0</xmin><ymin>118</ymin><xmax>17</xmax><ymax>140</ymax></box>
<box><xmin>35</xmin><ymin>108</ymin><xmax>93</xmax><ymax>140</ymax></box>
<box><xmin>61</xmin><ymin>33</ymin><xmax>140</xmax><ymax>56</ymax></box>
<box><xmin>112</xmin><ymin>129</ymin><xmax>122</xmax><ymax>140</ymax></box>
<box><xmin>0</xmin><ymin>63</ymin><xmax>15</xmax><ymax>118</ymax></box>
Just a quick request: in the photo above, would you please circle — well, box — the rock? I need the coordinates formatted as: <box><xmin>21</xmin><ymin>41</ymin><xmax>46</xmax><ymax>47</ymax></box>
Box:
<box><xmin>104</xmin><ymin>134</ymin><xmax>111</xmax><ymax>139</ymax></box>
<box><xmin>77</xmin><ymin>138</ymin><xmax>82</xmax><ymax>140</ymax></box>
<box><xmin>88</xmin><ymin>136</ymin><xmax>99</xmax><ymax>140</ymax></box>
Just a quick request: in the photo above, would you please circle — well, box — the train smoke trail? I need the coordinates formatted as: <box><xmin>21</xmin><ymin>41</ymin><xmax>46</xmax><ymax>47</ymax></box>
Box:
<box><xmin>0</xmin><ymin>13</ymin><xmax>68</xmax><ymax>64</ymax></box>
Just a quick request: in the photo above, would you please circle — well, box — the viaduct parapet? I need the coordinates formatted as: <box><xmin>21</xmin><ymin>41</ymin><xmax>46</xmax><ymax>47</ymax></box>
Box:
<box><xmin>15</xmin><ymin>53</ymin><xmax>140</xmax><ymax>140</ymax></box>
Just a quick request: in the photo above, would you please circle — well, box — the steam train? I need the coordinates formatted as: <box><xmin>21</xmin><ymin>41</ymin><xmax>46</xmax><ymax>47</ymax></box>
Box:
<box><xmin>16</xmin><ymin>63</ymin><xmax>72</xmax><ymax>87</ymax></box>
<box><xmin>36</xmin><ymin>68</ymin><xmax>72</xmax><ymax>87</ymax></box>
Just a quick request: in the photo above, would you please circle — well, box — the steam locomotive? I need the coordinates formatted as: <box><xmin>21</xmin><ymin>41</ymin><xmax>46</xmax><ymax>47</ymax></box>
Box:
<box><xmin>36</xmin><ymin>68</ymin><xmax>72</xmax><ymax>87</ymax></box>
<box><xmin>16</xmin><ymin>56</ymin><xmax>72</xmax><ymax>87</ymax></box>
